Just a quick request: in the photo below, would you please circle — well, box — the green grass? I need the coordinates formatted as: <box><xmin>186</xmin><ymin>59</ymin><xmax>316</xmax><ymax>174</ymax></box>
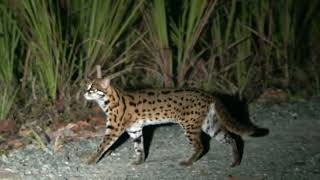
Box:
<box><xmin>71</xmin><ymin>0</ymin><xmax>144</xmax><ymax>79</ymax></box>
<box><xmin>18</xmin><ymin>0</ymin><xmax>62</xmax><ymax>101</ymax></box>
<box><xmin>0</xmin><ymin>4</ymin><xmax>20</xmax><ymax>121</ymax></box>
<box><xmin>142</xmin><ymin>0</ymin><xmax>174</xmax><ymax>87</ymax></box>
<box><xmin>142</xmin><ymin>0</ymin><xmax>216</xmax><ymax>87</ymax></box>
<box><xmin>0</xmin><ymin>0</ymin><xmax>319</xmax><ymax>115</ymax></box>
<box><xmin>17</xmin><ymin>0</ymin><xmax>80</xmax><ymax>103</ymax></box>
<box><xmin>0</xmin><ymin>87</ymin><xmax>18</xmax><ymax>121</ymax></box>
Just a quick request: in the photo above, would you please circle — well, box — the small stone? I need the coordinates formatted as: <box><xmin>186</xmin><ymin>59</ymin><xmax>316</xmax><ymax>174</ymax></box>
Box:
<box><xmin>1</xmin><ymin>154</ymin><xmax>9</xmax><ymax>163</ymax></box>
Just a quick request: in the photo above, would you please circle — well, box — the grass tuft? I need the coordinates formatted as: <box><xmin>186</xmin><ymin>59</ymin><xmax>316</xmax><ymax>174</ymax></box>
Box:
<box><xmin>0</xmin><ymin>4</ymin><xmax>20</xmax><ymax>121</ymax></box>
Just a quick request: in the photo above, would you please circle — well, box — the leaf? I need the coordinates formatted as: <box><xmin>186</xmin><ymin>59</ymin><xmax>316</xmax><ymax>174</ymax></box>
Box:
<box><xmin>18</xmin><ymin>126</ymin><xmax>32</xmax><ymax>137</ymax></box>
<box><xmin>257</xmin><ymin>89</ymin><xmax>288</xmax><ymax>104</ymax></box>
<box><xmin>53</xmin><ymin>134</ymin><xmax>63</xmax><ymax>153</ymax></box>
<box><xmin>0</xmin><ymin>119</ymin><xmax>16</xmax><ymax>133</ymax></box>
<box><xmin>7</xmin><ymin>139</ymin><xmax>24</xmax><ymax>149</ymax></box>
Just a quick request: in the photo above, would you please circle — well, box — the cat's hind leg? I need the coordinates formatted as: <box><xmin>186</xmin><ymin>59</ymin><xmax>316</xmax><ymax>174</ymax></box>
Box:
<box><xmin>127</xmin><ymin>127</ymin><xmax>145</xmax><ymax>165</ymax></box>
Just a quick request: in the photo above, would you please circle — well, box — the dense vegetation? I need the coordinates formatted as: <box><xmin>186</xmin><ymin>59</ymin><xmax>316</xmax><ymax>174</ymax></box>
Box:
<box><xmin>0</xmin><ymin>0</ymin><xmax>319</xmax><ymax>122</ymax></box>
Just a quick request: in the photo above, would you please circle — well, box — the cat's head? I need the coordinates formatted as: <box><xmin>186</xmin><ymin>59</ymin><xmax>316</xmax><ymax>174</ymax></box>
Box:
<box><xmin>84</xmin><ymin>77</ymin><xmax>110</xmax><ymax>101</ymax></box>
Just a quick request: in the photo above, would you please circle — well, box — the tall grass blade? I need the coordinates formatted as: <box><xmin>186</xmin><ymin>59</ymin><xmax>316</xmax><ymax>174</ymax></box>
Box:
<box><xmin>0</xmin><ymin>4</ymin><xmax>20</xmax><ymax>121</ymax></box>
<box><xmin>71</xmin><ymin>0</ymin><xmax>143</xmax><ymax>79</ymax></box>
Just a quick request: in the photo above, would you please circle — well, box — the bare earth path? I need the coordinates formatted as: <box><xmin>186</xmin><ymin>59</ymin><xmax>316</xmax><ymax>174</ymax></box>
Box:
<box><xmin>1</xmin><ymin>97</ymin><xmax>320</xmax><ymax>180</ymax></box>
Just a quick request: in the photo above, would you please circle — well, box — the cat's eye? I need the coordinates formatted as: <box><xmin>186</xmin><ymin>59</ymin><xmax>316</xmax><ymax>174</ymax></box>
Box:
<box><xmin>96</xmin><ymin>91</ymin><xmax>105</xmax><ymax>96</ymax></box>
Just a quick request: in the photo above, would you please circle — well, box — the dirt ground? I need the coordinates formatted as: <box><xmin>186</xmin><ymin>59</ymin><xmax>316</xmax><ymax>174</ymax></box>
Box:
<box><xmin>0</xmin><ymin>97</ymin><xmax>320</xmax><ymax>180</ymax></box>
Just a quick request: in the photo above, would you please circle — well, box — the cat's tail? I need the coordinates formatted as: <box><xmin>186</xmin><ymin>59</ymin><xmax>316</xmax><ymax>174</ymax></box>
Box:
<box><xmin>213</xmin><ymin>100</ymin><xmax>269</xmax><ymax>137</ymax></box>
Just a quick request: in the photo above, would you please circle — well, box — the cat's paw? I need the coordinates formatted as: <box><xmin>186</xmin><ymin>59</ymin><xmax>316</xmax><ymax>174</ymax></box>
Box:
<box><xmin>86</xmin><ymin>155</ymin><xmax>98</xmax><ymax>165</ymax></box>
<box><xmin>230</xmin><ymin>160</ymin><xmax>240</xmax><ymax>167</ymax></box>
<box><xmin>79</xmin><ymin>151</ymin><xmax>96</xmax><ymax>165</ymax></box>
<box><xmin>131</xmin><ymin>160</ymin><xmax>143</xmax><ymax>165</ymax></box>
<box><xmin>131</xmin><ymin>157</ymin><xmax>145</xmax><ymax>165</ymax></box>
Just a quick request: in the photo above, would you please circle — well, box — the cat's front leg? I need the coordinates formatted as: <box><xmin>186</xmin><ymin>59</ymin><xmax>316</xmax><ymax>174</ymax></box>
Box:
<box><xmin>87</xmin><ymin>123</ymin><xmax>124</xmax><ymax>164</ymax></box>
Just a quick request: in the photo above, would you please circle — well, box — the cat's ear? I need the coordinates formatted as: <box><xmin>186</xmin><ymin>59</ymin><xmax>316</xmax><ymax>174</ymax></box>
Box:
<box><xmin>85</xmin><ymin>76</ymin><xmax>93</xmax><ymax>84</ymax></box>
<box><xmin>100</xmin><ymin>77</ymin><xmax>111</xmax><ymax>89</ymax></box>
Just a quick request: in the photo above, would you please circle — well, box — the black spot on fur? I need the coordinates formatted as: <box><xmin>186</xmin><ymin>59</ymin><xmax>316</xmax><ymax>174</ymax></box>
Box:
<box><xmin>105</xmin><ymin>100</ymin><xmax>110</xmax><ymax>105</ymax></box>
<box><xmin>161</xmin><ymin>91</ymin><xmax>171</xmax><ymax>94</ymax></box>
<box><xmin>134</xmin><ymin>138</ymin><xmax>142</xmax><ymax>143</ymax></box>
<box><xmin>106</xmin><ymin>125</ymin><xmax>114</xmax><ymax>129</ymax></box>
<box><xmin>213</xmin><ymin>129</ymin><xmax>221</xmax><ymax>137</ymax></box>
<box><xmin>127</xmin><ymin>95</ymin><xmax>135</xmax><ymax>100</ymax></box>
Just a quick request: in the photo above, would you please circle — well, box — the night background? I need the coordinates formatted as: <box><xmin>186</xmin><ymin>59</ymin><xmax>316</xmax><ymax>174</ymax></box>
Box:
<box><xmin>0</xmin><ymin>0</ymin><xmax>320</xmax><ymax>179</ymax></box>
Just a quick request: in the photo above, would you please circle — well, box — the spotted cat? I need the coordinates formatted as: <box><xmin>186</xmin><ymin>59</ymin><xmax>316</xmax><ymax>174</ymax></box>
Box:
<box><xmin>84</xmin><ymin>77</ymin><xmax>268</xmax><ymax>166</ymax></box>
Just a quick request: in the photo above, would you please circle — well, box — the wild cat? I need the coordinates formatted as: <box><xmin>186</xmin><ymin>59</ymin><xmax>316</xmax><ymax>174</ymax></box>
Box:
<box><xmin>84</xmin><ymin>77</ymin><xmax>268</xmax><ymax>166</ymax></box>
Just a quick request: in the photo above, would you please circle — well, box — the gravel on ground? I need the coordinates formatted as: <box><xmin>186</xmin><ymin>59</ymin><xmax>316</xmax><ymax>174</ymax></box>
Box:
<box><xmin>1</xmin><ymin>97</ymin><xmax>320</xmax><ymax>180</ymax></box>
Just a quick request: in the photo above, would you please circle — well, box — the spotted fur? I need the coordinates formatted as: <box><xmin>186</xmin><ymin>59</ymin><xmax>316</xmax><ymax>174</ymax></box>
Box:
<box><xmin>84</xmin><ymin>77</ymin><xmax>266</xmax><ymax>166</ymax></box>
